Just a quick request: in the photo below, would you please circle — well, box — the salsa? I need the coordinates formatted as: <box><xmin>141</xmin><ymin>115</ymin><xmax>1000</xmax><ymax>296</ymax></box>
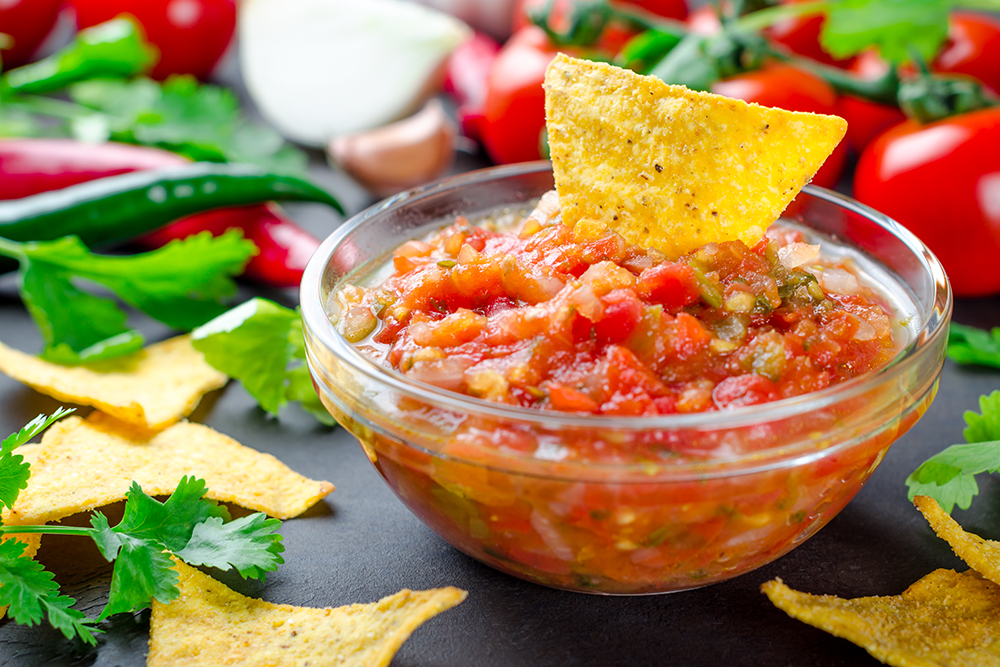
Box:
<box><xmin>333</xmin><ymin>190</ymin><xmax>897</xmax><ymax>428</ymax></box>
<box><xmin>318</xmin><ymin>184</ymin><xmax>935</xmax><ymax>594</ymax></box>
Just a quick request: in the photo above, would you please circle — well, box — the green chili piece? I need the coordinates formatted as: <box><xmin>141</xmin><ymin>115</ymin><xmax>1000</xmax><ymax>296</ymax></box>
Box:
<box><xmin>0</xmin><ymin>162</ymin><xmax>344</xmax><ymax>249</ymax></box>
<box><xmin>4</xmin><ymin>19</ymin><xmax>156</xmax><ymax>95</ymax></box>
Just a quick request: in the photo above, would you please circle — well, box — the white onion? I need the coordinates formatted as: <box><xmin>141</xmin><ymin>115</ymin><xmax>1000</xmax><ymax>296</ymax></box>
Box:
<box><xmin>816</xmin><ymin>267</ymin><xmax>861</xmax><ymax>295</ymax></box>
<box><xmin>777</xmin><ymin>242</ymin><xmax>820</xmax><ymax>269</ymax></box>
<box><xmin>240</xmin><ymin>0</ymin><xmax>470</xmax><ymax>145</ymax></box>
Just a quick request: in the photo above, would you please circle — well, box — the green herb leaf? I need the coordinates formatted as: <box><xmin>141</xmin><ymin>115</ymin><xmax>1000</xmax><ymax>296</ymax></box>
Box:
<box><xmin>192</xmin><ymin>298</ymin><xmax>333</xmax><ymax>424</ymax></box>
<box><xmin>7</xmin><ymin>231</ymin><xmax>255</xmax><ymax>364</ymax></box>
<box><xmin>821</xmin><ymin>0</ymin><xmax>951</xmax><ymax>64</ymax></box>
<box><xmin>175</xmin><ymin>513</ymin><xmax>285</xmax><ymax>580</ymax></box>
<box><xmin>0</xmin><ymin>539</ymin><xmax>99</xmax><ymax>644</ymax></box>
<box><xmin>947</xmin><ymin>322</ymin><xmax>1000</xmax><ymax>368</ymax></box>
<box><xmin>69</xmin><ymin>76</ymin><xmax>307</xmax><ymax>173</ymax></box>
<box><xmin>0</xmin><ymin>408</ymin><xmax>74</xmax><ymax>510</ymax></box>
<box><xmin>92</xmin><ymin>477</ymin><xmax>229</xmax><ymax>618</ymax></box>
<box><xmin>906</xmin><ymin>391</ymin><xmax>1000</xmax><ymax>512</ymax></box>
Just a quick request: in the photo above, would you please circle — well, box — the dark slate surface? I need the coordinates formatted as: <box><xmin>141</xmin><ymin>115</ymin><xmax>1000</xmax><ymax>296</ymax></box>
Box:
<box><xmin>2</xmin><ymin>212</ymin><xmax>1000</xmax><ymax>666</ymax></box>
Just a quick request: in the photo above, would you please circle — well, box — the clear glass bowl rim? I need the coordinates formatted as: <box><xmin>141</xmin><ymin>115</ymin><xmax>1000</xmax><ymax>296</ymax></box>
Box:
<box><xmin>301</xmin><ymin>161</ymin><xmax>951</xmax><ymax>443</ymax></box>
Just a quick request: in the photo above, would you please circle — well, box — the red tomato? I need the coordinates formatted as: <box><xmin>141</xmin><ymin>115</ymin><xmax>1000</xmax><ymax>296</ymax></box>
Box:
<box><xmin>0</xmin><ymin>0</ymin><xmax>62</xmax><ymax>69</ymax></box>
<box><xmin>854</xmin><ymin>109</ymin><xmax>1000</xmax><ymax>297</ymax></box>
<box><xmin>481</xmin><ymin>27</ymin><xmax>566</xmax><ymax>164</ymax></box>
<box><xmin>614</xmin><ymin>0</ymin><xmax>687</xmax><ymax>20</ymax></box>
<box><xmin>934</xmin><ymin>11</ymin><xmax>1000</xmax><ymax>94</ymax></box>
<box><xmin>711</xmin><ymin>64</ymin><xmax>847</xmax><ymax>188</ymax></box>
<box><xmin>686</xmin><ymin>4</ymin><xmax>722</xmax><ymax>35</ymax></box>
<box><xmin>764</xmin><ymin>0</ymin><xmax>853</xmax><ymax>68</ymax></box>
<box><xmin>514</xmin><ymin>0</ymin><xmax>687</xmax><ymax>33</ymax></box>
<box><xmin>836</xmin><ymin>50</ymin><xmax>906</xmax><ymax>153</ymax></box>
<box><xmin>72</xmin><ymin>0</ymin><xmax>236</xmax><ymax>79</ymax></box>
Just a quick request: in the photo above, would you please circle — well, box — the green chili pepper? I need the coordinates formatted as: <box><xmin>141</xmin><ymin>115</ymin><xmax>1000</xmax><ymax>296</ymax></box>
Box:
<box><xmin>0</xmin><ymin>162</ymin><xmax>344</xmax><ymax>249</ymax></box>
<box><xmin>3</xmin><ymin>18</ymin><xmax>156</xmax><ymax>95</ymax></box>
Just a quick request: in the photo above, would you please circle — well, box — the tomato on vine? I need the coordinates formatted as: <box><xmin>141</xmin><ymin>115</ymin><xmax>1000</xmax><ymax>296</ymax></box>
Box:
<box><xmin>72</xmin><ymin>0</ymin><xmax>236</xmax><ymax>79</ymax></box>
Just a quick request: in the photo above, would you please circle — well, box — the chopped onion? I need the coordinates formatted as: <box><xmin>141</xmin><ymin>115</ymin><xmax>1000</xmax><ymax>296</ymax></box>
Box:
<box><xmin>816</xmin><ymin>267</ymin><xmax>861</xmax><ymax>295</ymax></box>
<box><xmin>405</xmin><ymin>357</ymin><xmax>470</xmax><ymax>391</ymax></box>
<box><xmin>777</xmin><ymin>242</ymin><xmax>820</xmax><ymax>269</ymax></box>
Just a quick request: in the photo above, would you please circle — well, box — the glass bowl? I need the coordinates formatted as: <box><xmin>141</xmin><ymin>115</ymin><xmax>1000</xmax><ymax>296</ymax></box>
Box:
<box><xmin>301</xmin><ymin>162</ymin><xmax>951</xmax><ymax>595</ymax></box>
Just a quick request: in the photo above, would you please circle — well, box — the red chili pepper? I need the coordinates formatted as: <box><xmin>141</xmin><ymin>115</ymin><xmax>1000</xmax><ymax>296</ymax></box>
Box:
<box><xmin>0</xmin><ymin>139</ymin><xmax>321</xmax><ymax>287</ymax></box>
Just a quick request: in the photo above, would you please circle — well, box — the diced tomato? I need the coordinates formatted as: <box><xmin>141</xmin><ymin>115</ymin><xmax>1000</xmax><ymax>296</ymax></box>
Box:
<box><xmin>636</xmin><ymin>261</ymin><xmax>700</xmax><ymax>308</ymax></box>
<box><xmin>712</xmin><ymin>374</ymin><xmax>779</xmax><ymax>408</ymax></box>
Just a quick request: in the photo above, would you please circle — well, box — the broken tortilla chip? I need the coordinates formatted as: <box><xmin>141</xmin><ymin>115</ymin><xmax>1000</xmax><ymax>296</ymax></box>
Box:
<box><xmin>915</xmin><ymin>495</ymin><xmax>1000</xmax><ymax>587</ymax></box>
<box><xmin>0</xmin><ymin>336</ymin><xmax>227</xmax><ymax>431</ymax></box>
<box><xmin>763</xmin><ymin>570</ymin><xmax>1000</xmax><ymax>667</ymax></box>
<box><xmin>544</xmin><ymin>54</ymin><xmax>847</xmax><ymax>259</ymax></box>
<box><xmin>1</xmin><ymin>411</ymin><xmax>333</xmax><ymax>526</ymax></box>
<box><xmin>148</xmin><ymin>560</ymin><xmax>466</xmax><ymax>667</ymax></box>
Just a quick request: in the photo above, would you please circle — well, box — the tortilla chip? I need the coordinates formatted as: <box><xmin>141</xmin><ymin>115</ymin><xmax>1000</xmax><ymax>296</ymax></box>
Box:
<box><xmin>544</xmin><ymin>54</ymin><xmax>847</xmax><ymax>258</ymax></box>
<box><xmin>763</xmin><ymin>570</ymin><xmax>1000</xmax><ymax>667</ymax></box>
<box><xmin>0</xmin><ymin>336</ymin><xmax>227</xmax><ymax>431</ymax></box>
<box><xmin>1</xmin><ymin>411</ymin><xmax>333</xmax><ymax>525</ymax></box>
<box><xmin>915</xmin><ymin>495</ymin><xmax>1000</xmax><ymax>587</ymax></box>
<box><xmin>148</xmin><ymin>561</ymin><xmax>467</xmax><ymax>667</ymax></box>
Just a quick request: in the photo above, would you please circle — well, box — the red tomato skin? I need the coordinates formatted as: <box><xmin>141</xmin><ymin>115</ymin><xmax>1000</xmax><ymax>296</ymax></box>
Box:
<box><xmin>481</xmin><ymin>27</ymin><xmax>564</xmax><ymax>165</ymax></box>
<box><xmin>835</xmin><ymin>51</ymin><xmax>905</xmax><ymax>153</ymax></box>
<box><xmin>936</xmin><ymin>11</ymin><xmax>1000</xmax><ymax>94</ymax></box>
<box><xmin>764</xmin><ymin>0</ymin><xmax>854</xmax><ymax>68</ymax></box>
<box><xmin>72</xmin><ymin>0</ymin><xmax>236</xmax><ymax>79</ymax></box>
<box><xmin>0</xmin><ymin>0</ymin><xmax>62</xmax><ymax>68</ymax></box>
<box><xmin>514</xmin><ymin>0</ymin><xmax>686</xmax><ymax>33</ymax></box>
<box><xmin>711</xmin><ymin>64</ymin><xmax>846</xmax><ymax>188</ymax></box>
<box><xmin>613</xmin><ymin>0</ymin><xmax>687</xmax><ymax>20</ymax></box>
<box><xmin>853</xmin><ymin>109</ymin><xmax>1000</xmax><ymax>297</ymax></box>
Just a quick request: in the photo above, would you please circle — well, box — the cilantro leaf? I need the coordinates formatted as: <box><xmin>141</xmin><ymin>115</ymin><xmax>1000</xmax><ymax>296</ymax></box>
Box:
<box><xmin>192</xmin><ymin>298</ymin><xmax>333</xmax><ymax>424</ymax></box>
<box><xmin>0</xmin><ymin>539</ymin><xmax>99</xmax><ymax>644</ymax></box>
<box><xmin>0</xmin><ymin>408</ymin><xmax>74</xmax><ymax>510</ymax></box>
<box><xmin>906</xmin><ymin>391</ymin><xmax>1000</xmax><ymax>512</ymax></box>
<box><xmin>6</xmin><ymin>231</ymin><xmax>255</xmax><ymax>363</ymax></box>
<box><xmin>947</xmin><ymin>322</ymin><xmax>1000</xmax><ymax>368</ymax></box>
<box><xmin>176</xmin><ymin>513</ymin><xmax>285</xmax><ymax>580</ymax></box>
<box><xmin>821</xmin><ymin>0</ymin><xmax>952</xmax><ymax>64</ymax></box>
<box><xmin>68</xmin><ymin>76</ymin><xmax>308</xmax><ymax>174</ymax></box>
<box><xmin>91</xmin><ymin>477</ymin><xmax>229</xmax><ymax>617</ymax></box>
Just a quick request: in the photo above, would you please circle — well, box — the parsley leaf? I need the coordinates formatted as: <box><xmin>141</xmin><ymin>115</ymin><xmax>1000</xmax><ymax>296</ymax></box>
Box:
<box><xmin>176</xmin><ymin>513</ymin><xmax>285</xmax><ymax>580</ymax></box>
<box><xmin>191</xmin><ymin>298</ymin><xmax>335</xmax><ymax>425</ymax></box>
<box><xmin>0</xmin><ymin>408</ymin><xmax>74</xmax><ymax>511</ymax></box>
<box><xmin>68</xmin><ymin>76</ymin><xmax>307</xmax><ymax>174</ymax></box>
<box><xmin>90</xmin><ymin>477</ymin><xmax>229</xmax><ymax>617</ymax></box>
<box><xmin>947</xmin><ymin>322</ymin><xmax>1000</xmax><ymax>368</ymax></box>
<box><xmin>1</xmin><ymin>231</ymin><xmax>255</xmax><ymax>364</ymax></box>
<box><xmin>821</xmin><ymin>0</ymin><xmax>952</xmax><ymax>64</ymax></box>
<box><xmin>906</xmin><ymin>391</ymin><xmax>1000</xmax><ymax>512</ymax></box>
<box><xmin>0</xmin><ymin>539</ymin><xmax>99</xmax><ymax>644</ymax></box>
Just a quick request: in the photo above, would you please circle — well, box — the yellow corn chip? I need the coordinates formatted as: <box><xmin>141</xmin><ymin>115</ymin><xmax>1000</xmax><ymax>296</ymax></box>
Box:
<box><xmin>0</xmin><ymin>336</ymin><xmax>227</xmax><ymax>431</ymax></box>
<box><xmin>915</xmin><ymin>495</ymin><xmax>1000</xmax><ymax>587</ymax></box>
<box><xmin>1</xmin><ymin>411</ymin><xmax>333</xmax><ymax>525</ymax></box>
<box><xmin>148</xmin><ymin>561</ymin><xmax>466</xmax><ymax>667</ymax></box>
<box><xmin>763</xmin><ymin>570</ymin><xmax>1000</xmax><ymax>667</ymax></box>
<box><xmin>544</xmin><ymin>54</ymin><xmax>847</xmax><ymax>258</ymax></box>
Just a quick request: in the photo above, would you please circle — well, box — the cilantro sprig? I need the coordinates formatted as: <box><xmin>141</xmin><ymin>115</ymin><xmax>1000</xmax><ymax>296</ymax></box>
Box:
<box><xmin>947</xmin><ymin>322</ymin><xmax>1000</xmax><ymax>368</ymax></box>
<box><xmin>0</xmin><ymin>409</ymin><xmax>285</xmax><ymax>644</ymax></box>
<box><xmin>192</xmin><ymin>298</ymin><xmax>334</xmax><ymax>425</ymax></box>
<box><xmin>0</xmin><ymin>231</ymin><xmax>256</xmax><ymax>364</ymax></box>
<box><xmin>906</xmin><ymin>391</ymin><xmax>1000</xmax><ymax>512</ymax></box>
